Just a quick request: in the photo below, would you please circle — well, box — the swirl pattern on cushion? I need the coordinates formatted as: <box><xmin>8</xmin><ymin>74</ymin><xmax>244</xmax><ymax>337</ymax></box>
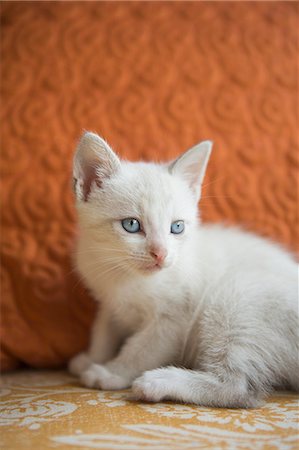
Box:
<box><xmin>0</xmin><ymin>2</ymin><xmax>297</xmax><ymax>370</ymax></box>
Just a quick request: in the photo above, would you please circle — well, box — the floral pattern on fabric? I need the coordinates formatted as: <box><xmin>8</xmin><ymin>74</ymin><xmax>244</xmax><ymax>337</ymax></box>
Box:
<box><xmin>0</xmin><ymin>370</ymin><xmax>298</xmax><ymax>450</ymax></box>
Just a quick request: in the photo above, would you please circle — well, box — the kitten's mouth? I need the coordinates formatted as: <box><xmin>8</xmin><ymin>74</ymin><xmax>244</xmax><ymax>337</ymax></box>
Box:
<box><xmin>142</xmin><ymin>263</ymin><xmax>163</xmax><ymax>273</ymax></box>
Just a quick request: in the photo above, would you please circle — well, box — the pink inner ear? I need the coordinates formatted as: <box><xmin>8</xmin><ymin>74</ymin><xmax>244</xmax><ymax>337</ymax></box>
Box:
<box><xmin>82</xmin><ymin>165</ymin><xmax>102</xmax><ymax>201</ymax></box>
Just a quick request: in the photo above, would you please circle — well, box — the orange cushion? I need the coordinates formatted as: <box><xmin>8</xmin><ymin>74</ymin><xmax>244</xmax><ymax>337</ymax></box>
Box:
<box><xmin>1</xmin><ymin>2</ymin><xmax>297</xmax><ymax>371</ymax></box>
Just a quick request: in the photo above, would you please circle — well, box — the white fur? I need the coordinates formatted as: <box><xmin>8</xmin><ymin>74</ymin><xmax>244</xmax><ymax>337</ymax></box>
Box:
<box><xmin>69</xmin><ymin>132</ymin><xmax>299</xmax><ymax>408</ymax></box>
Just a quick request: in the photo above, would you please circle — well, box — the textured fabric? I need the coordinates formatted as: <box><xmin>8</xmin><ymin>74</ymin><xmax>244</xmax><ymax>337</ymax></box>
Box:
<box><xmin>0</xmin><ymin>370</ymin><xmax>298</xmax><ymax>450</ymax></box>
<box><xmin>0</xmin><ymin>2</ymin><xmax>298</xmax><ymax>370</ymax></box>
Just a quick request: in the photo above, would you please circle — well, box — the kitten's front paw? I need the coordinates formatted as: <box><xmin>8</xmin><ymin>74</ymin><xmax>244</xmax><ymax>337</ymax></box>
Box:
<box><xmin>68</xmin><ymin>352</ymin><xmax>92</xmax><ymax>376</ymax></box>
<box><xmin>132</xmin><ymin>369</ymin><xmax>169</xmax><ymax>402</ymax></box>
<box><xmin>81</xmin><ymin>363</ymin><xmax>131</xmax><ymax>390</ymax></box>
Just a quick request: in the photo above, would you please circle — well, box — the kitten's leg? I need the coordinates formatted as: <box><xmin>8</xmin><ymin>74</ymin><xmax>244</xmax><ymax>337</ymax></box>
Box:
<box><xmin>69</xmin><ymin>352</ymin><xmax>91</xmax><ymax>377</ymax></box>
<box><xmin>69</xmin><ymin>307</ymin><xmax>121</xmax><ymax>376</ymax></box>
<box><xmin>80</xmin><ymin>321</ymin><xmax>179</xmax><ymax>390</ymax></box>
<box><xmin>133</xmin><ymin>367</ymin><xmax>260</xmax><ymax>408</ymax></box>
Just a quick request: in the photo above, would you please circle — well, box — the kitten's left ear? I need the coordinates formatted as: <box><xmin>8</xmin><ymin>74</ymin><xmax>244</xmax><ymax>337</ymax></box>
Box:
<box><xmin>169</xmin><ymin>140</ymin><xmax>213</xmax><ymax>200</ymax></box>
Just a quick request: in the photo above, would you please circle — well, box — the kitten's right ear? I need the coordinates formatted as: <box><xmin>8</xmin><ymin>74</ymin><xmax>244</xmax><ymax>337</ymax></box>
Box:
<box><xmin>73</xmin><ymin>132</ymin><xmax>120</xmax><ymax>201</ymax></box>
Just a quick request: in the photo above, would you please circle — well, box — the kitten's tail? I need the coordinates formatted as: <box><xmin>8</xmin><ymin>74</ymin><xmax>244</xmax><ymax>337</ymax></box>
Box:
<box><xmin>132</xmin><ymin>366</ymin><xmax>262</xmax><ymax>408</ymax></box>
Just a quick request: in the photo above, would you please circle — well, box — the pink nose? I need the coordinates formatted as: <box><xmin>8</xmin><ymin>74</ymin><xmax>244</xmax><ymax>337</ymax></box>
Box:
<box><xmin>150</xmin><ymin>248</ymin><xmax>167</xmax><ymax>264</ymax></box>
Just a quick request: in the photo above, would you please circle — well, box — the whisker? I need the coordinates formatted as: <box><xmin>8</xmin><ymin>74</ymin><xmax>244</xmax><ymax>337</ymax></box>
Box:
<box><xmin>91</xmin><ymin>261</ymin><xmax>132</xmax><ymax>285</ymax></box>
<box><xmin>201</xmin><ymin>175</ymin><xmax>226</xmax><ymax>190</ymax></box>
<box><xmin>200</xmin><ymin>195</ymin><xmax>233</xmax><ymax>200</ymax></box>
<box><xmin>78</xmin><ymin>254</ymin><xmax>137</xmax><ymax>282</ymax></box>
<box><xmin>79</xmin><ymin>259</ymin><xmax>131</xmax><ymax>278</ymax></box>
<box><xmin>77</xmin><ymin>241</ymin><xmax>127</xmax><ymax>252</ymax></box>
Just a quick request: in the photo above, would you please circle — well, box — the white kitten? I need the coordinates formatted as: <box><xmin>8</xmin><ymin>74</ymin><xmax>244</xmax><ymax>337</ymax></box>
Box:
<box><xmin>69</xmin><ymin>131</ymin><xmax>298</xmax><ymax>408</ymax></box>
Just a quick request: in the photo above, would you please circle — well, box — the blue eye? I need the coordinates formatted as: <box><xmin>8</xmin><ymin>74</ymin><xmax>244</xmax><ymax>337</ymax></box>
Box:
<box><xmin>121</xmin><ymin>218</ymin><xmax>141</xmax><ymax>233</ymax></box>
<box><xmin>171</xmin><ymin>220</ymin><xmax>185</xmax><ymax>234</ymax></box>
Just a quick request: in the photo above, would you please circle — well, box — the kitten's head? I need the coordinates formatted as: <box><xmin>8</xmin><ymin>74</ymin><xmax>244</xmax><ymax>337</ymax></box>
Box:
<box><xmin>73</xmin><ymin>132</ymin><xmax>212</xmax><ymax>277</ymax></box>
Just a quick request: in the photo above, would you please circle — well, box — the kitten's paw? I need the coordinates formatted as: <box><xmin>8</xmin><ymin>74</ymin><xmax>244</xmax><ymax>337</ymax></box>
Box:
<box><xmin>80</xmin><ymin>363</ymin><xmax>130</xmax><ymax>390</ymax></box>
<box><xmin>68</xmin><ymin>352</ymin><xmax>92</xmax><ymax>376</ymax></box>
<box><xmin>132</xmin><ymin>369</ymin><xmax>171</xmax><ymax>402</ymax></box>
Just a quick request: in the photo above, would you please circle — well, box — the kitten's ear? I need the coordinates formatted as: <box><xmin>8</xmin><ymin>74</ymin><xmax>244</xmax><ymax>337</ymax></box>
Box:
<box><xmin>73</xmin><ymin>131</ymin><xmax>120</xmax><ymax>201</ymax></box>
<box><xmin>169</xmin><ymin>140</ymin><xmax>213</xmax><ymax>200</ymax></box>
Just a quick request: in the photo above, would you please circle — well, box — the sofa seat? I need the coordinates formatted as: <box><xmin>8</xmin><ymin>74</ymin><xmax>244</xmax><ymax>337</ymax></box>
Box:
<box><xmin>0</xmin><ymin>370</ymin><xmax>298</xmax><ymax>449</ymax></box>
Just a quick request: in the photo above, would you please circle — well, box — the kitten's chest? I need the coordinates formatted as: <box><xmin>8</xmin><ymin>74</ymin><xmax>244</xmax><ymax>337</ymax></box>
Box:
<box><xmin>107</xmin><ymin>275</ymin><xmax>195</xmax><ymax>333</ymax></box>
<box><xmin>108</xmin><ymin>281</ymin><xmax>156</xmax><ymax>330</ymax></box>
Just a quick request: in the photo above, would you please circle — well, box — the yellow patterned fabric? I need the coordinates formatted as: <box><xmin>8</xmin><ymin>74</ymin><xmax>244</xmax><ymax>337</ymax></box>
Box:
<box><xmin>0</xmin><ymin>370</ymin><xmax>298</xmax><ymax>449</ymax></box>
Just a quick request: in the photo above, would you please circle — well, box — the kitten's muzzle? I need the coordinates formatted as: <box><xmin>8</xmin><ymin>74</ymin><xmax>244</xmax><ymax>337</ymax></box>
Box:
<box><xmin>149</xmin><ymin>247</ymin><xmax>167</xmax><ymax>266</ymax></box>
<box><xmin>139</xmin><ymin>247</ymin><xmax>168</xmax><ymax>272</ymax></box>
